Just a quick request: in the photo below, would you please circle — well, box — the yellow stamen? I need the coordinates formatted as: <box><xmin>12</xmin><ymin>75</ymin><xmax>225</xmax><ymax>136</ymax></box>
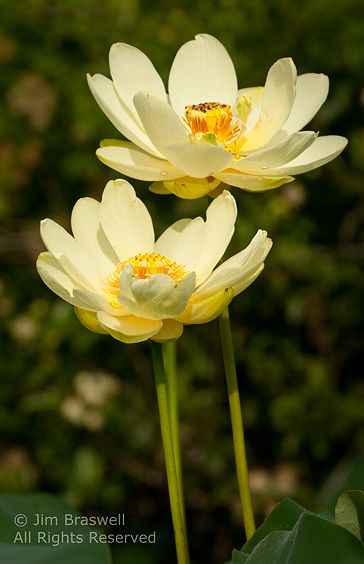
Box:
<box><xmin>104</xmin><ymin>252</ymin><xmax>187</xmax><ymax>308</ymax></box>
<box><xmin>183</xmin><ymin>102</ymin><xmax>244</xmax><ymax>156</ymax></box>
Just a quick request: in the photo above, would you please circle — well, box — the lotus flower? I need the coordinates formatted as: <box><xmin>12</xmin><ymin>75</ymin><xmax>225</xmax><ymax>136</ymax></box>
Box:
<box><xmin>37</xmin><ymin>179</ymin><xmax>272</xmax><ymax>343</ymax></box>
<box><xmin>88</xmin><ymin>34</ymin><xmax>347</xmax><ymax>199</ymax></box>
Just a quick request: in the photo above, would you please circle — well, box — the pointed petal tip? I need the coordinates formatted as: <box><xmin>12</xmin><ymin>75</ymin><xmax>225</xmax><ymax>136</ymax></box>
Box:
<box><xmin>195</xmin><ymin>32</ymin><xmax>216</xmax><ymax>41</ymax></box>
<box><xmin>86</xmin><ymin>72</ymin><xmax>102</xmax><ymax>86</ymax></box>
<box><xmin>221</xmin><ymin>188</ymin><xmax>235</xmax><ymax>199</ymax></box>
<box><xmin>103</xmin><ymin>177</ymin><xmax>136</xmax><ymax>196</ymax></box>
<box><xmin>219</xmin><ymin>189</ymin><xmax>237</xmax><ymax>212</ymax></box>
<box><xmin>133</xmin><ymin>90</ymin><xmax>149</xmax><ymax>103</ymax></box>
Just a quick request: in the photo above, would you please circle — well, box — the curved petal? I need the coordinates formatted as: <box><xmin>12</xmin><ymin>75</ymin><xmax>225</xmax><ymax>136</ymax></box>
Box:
<box><xmin>72</xmin><ymin>289</ymin><xmax>114</xmax><ymax>313</ymax></box>
<box><xmin>134</xmin><ymin>91</ymin><xmax>234</xmax><ymax>177</ymax></box>
<box><xmin>163</xmin><ymin>142</ymin><xmax>233</xmax><ymax>178</ymax></box>
<box><xmin>215</xmin><ymin>170</ymin><xmax>294</xmax><ymax>191</ymax></box>
<box><xmin>71</xmin><ymin>197</ymin><xmax>118</xmax><ymax>279</ymax></box>
<box><xmin>100</xmin><ymin>179</ymin><xmax>154</xmax><ymax>261</ymax></box>
<box><xmin>237</xmin><ymin>86</ymin><xmax>264</xmax><ymax>101</ymax></box>
<box><xmin>281</xmin><ymin>73</ymin><xmax>329</xmax><ymax>134</ymax></box>
<box><xmin>37</xmin><ymin>252</ymin><xmax>82</xmax><ymax>306</ymax></box>
<box><xmin>155</xmin><ymin>219</ymin><xmax>192</xmax><ymax>256</ymax></box>
<box><xmin>40</xmin><ymin>219</ymin><xmax>103</xmax><ymax>291</ymax></box>
<box><xmin>168</xmin><ymin>34</ymin><xmax>238</xmax><ymax>116</ymax></box>
<box><xmin>157</xmin><ymin>217</ymin><xmax>205</xmax><ymax>273</ymax></box>
<box><xmin>243</xmin><ymin>58</ymin><xmax>297</xmax><ymax>151</ymax></box>
<box><xmin>98</xmin><ymin>311</ymin><xmax>162</xmax><ymax>343</ymax></box>
<box><xmin>37</xmin><ymin>253</ymin><xmax>113</xmax><ymax>313</ymax></box>
<box><xmin>175</xmin><ymin>287</ymin><xmax>233</xmax><ymax>324</ymax></box>
<box><xmin>97</xmin><ymin>141</ymin><xmax>183</xmax><ymax>181</ymax></box>
<box><xmin>197</xmin><ymin>230</ymin><xmax>272</xmax><ymax>296</ymax></box>
<box><xmin>271</xmin><ymin>135</ymin><xmax>348</xmax><ymax>175</ymax></box>
<box><xmin>194</xmin><ymin>190</ymin><xmax>237</xmax><ymax>284</ymax></box>
<box><xmin>156</xmin><ymin>191</ymin><xmax>237</xmax><ymax>283</ymax></box>
<box><xmin>109</xmin><ymin>42</ymin><xmax>167</xmax><ymax>116</ymax></box>
<box><xmin>87</xmin><ymin>73</ymin><xmax>162</xmax><ymax>157</ymax></box>
<box><xmin>232</xmin><ymin>131</ymin><xmax>318</xmax><ymax>172</ymax></box>
<box><xmin>118</xmin><ymin>270</ymin><xmax>196</xmax><ymax>320</ymax></box>
<box><xmin>160</xmin><ymin>177</ymin><xmax>221</xmax><ymax>199</ymax></box>
<box><xmin>74</xmin><ymin>308</ymin><xmax>107</xmax><ymax>334</ymax></box>
<box><xmin>134</xmin><ymin>91</ymin><xmax>188</xmax><ymax>152</ymax></box>
<box><xmin>152</xmin><ymin>319</ymin><xmax>184</xmax><ymax>342</ymax></box>
<box><xmin>149</xmin><ymin>182</ymin><xmax>171</xmax><ymax>195</ymax></box>
<box><xmin>237</xmin><ymin>86</ymin><xmax>264</xmax><ymax>131</ymax></box>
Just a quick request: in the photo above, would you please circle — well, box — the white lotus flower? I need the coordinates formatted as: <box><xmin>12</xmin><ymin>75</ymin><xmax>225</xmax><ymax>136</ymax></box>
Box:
<box><xmin>87</xmin><ymin>34</ymin><xmax>347</xmax><ymax>199</ymax></box>
<box><xmin>36</xmin><ymin>179</ymin><xmax>272</xmax><ymax>343</ymax></box>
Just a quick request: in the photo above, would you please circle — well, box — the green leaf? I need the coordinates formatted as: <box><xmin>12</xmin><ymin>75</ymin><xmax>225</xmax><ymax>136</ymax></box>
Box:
<box><xmin>244</xmin><ymin>513</ymin><xmax>364</xmax><ymax>564</ymax></box>
<box><xmin>242</xmin><ymin>498</ymin><xmax>307</xmax><ymax>554</ymax></box>
<box><xmin>335</xmin><ymin>490</ymin><xmax>364</xmax><ymax>542</ymax></box>
<box><xmin>245</xmin><ymin>530</ymin><xmax>291</xmax><ymax>563</ymax></box>
<box><xmin>0</xmin><ymin>494</ymin><xmax>112</xmax><ymax>564</ymax></box>
<box><xmin>231</xmin><ymin>547</ymin><xmax>249</xmax><ymax>562</ymax></box>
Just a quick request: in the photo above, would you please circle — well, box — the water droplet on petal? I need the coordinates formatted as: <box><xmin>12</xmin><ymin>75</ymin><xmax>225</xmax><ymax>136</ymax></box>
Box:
<box><xmin>160</xmin><ymin>170</ymin><xmax>168</xmax><ymax>177</ymax></box>
<box><xmin>261</xmin><ymin>165</ymin><xmax>269</xmax><ymax>170</ymax></box>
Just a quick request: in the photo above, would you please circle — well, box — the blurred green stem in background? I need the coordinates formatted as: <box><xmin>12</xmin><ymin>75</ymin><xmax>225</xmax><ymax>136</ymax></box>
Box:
<box><xmin>219</xmin><ymin>306</ymin><xmax>256</xmax><ymax>540</ymax></box>
<box><xmin>163</xmin><ymin>341</ymin><xmax>186</xmax><ymax>527</ymax></box>
<box><xmin>152</xmin><ymin>342</ymin><xmax>190</xmax><ymax>564</ymax></box>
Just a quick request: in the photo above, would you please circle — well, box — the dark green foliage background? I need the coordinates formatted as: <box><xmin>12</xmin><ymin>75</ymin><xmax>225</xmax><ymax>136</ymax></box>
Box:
<box><xmin>0</xmin><ymin>1</ymin><xmax>363</xmax><ymax>562</ymax></box>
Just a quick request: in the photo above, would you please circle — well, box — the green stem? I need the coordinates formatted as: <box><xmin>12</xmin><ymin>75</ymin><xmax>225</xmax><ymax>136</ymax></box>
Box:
<box><xmin>151</xmin><ymin>342</ymin><xmax>190</xmax><ymax>563</ymax></box>
<box><xmin>163</xmin><ymin>341</ymin><xmax>182</xmax><ymax>491</ymax></box>
<box><xmin>163</xmin><ymin>341</ymin><xmax>186</xmax><ymax>532</ymax></box>
<box><xmin>218</xmin><ymin>306</ymin><xmax>256</xmax><ymax>540</ymax></box>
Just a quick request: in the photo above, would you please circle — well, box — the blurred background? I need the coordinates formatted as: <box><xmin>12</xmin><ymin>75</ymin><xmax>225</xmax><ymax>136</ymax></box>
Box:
<box><xmin>0</xmin><ymin>0</ymin><xmax>363</xmax><ymax>562</ymax></box>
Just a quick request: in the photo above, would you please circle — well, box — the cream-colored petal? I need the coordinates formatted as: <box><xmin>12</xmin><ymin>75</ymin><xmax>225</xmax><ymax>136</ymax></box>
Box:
<box><xmin>152</xmin><ymin>319</ymin><xmax>184</xmax><ymax>342</ymax></box>
<box><xmin>155</xmin><ymin>219</ymin><xmax>192</xmax><ymax>257</ymax></box>
<box><xmin>118</xmin><ymin>271</ymin><xmax>196</xmax><ymax>320</ymax></box>
<box><xmin>243</xmin><ymin>58</ymin><xmax>297</xmax><ymax>151</ymax></box>
<box><xmin>37</xmin><ymin>253</ymin><xmax>111</xmax><ymax>312</ymax></box>
<box><xmin>175</xmin><ymin>287</ymin><xmax>233</xmax><ymax>324</ymax></box>
<box><xmin>272</xmin><ymin>135</ymin><xmax>348</xmax><ymax>175</ymax></box>
<box><xmin>133</xmin><ymin>91</ymin><xmax>188</xmax><ymax>152</ymax></box>
<box><xmin>109</xmin><ymin>42</ymin><xmax>167</xmax><ymax>117</ymax></box>
<box><xmin>100</xmin><ymin>179</ymin><xmax>154</xmax><ymax>261</ymax></box>
<box><xmin>163</xmin><ymin>142</ymin><xmax>233</xmax><ymax>179</ymax></box>
<box><xmin>72</xmin><ymin>289</ymin><xmax>113</xmax><ymax>313</ymax></box>
<box><xmin>237</xmin><ymin>86</ymin><xmax>264</xmax><ymax>100</ymax></box>
<box><xmin>74</xmin><ymin>308</ymin><xmax>107</xmax><ymax>334</ymax></box>
<box><xmin>40</xmin><ymin>219</ymin><xmax>102</xmax><ymax>291</ymax></box>
<box><xmin>168</xmin><ymin>217</ymin><xmax>206</xmax><ymax>272</ymax></box>
<box><xmin>237</xmin><ymin>86</ymin><xmax>264</xmax><ymax>131</ymax></box>
<box><xmin>97</xmin><ymin>311</ymin><xmax>162</xmax><ymax>344</ymax></box>
<box><xmin>156</xmin><ymin>191</ymin><xmax>236</xmax><ymax>282</ymax></box>
<box><xmin>168</xmin><ymin>34</ymin><xmax>238</xmax><ymax>116</ymax></box>
<box><xmin>87</xmin><ymin>73</ymin><xmax>162</xmax><ymax>157</ymax></box>
<box><xmin>193</xmin><ymin>191</ymin><xmax>237</xmax><ymax>284</ymax></box>
<box><xmin>230</xmin><ymin>264</ymin><xmax>265</xmax><ymax>296</ymax></box>
<box><xmin>280</xmin><ymin>73</ymin><xmax>329</xmax><ymax>134</ymax></box>
<box><xmin>232</xmin><ymin>131</ymin><xmax>318</xmax><ymax>172</ymax></box>
<box><xmin>37</xmin><ymin>252</ymin><xmax>81</xmax><ymax>306</ymax></box>
<box><xmin>134</xmin><ymin>92</ymin><xmax>234</xmax><ymax>177</ymax></box>
<box><xmin>96</xmin><ymin>142</ymin><xmax>183</xmax><ymax>181</ymax></box>
<box><xmin>215</xmin><ymin>171</ymin><xmax>294</xmax><ymax>191</ymax></box>
<box><xmin>71</xmin><ymin>197</ymin><xmax>118</xmax><ymax>279</ymax></box>
<box><xmin>196</xmin><ymin>230</ymin><xmax>272</xmax><ymax>296</ymax></box>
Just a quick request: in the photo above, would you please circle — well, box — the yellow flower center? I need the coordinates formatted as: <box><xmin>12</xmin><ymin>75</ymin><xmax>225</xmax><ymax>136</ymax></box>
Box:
<box><xmin>104</xmin><ymin>252</ymin><xmax>187</xmax><ymax>308</ymax></box>
<box><xmin>183</xmin><ymin>102</ymin><xmax>244</xmax><ymax>156</ymax></box>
